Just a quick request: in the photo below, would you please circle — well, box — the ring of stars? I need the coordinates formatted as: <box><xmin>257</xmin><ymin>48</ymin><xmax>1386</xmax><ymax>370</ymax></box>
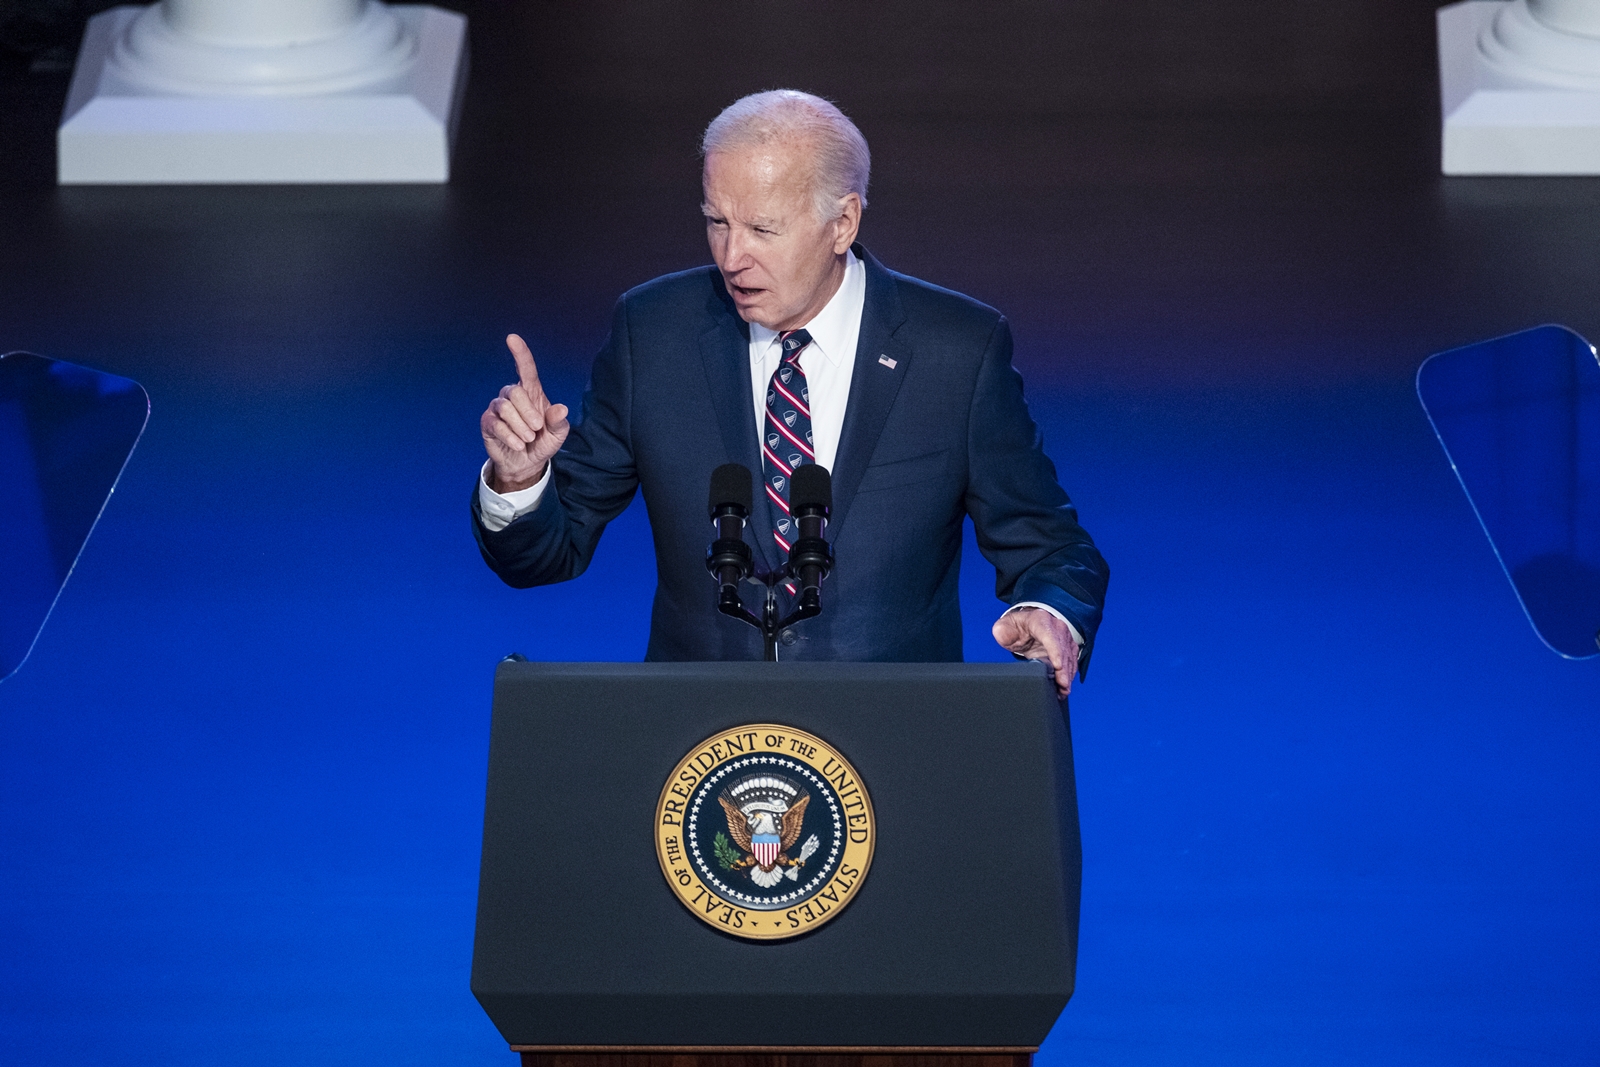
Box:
<box><xmin>685</xmin><ymin>753</ymin><xmax>845</xmax><ymax>910</ymax></box>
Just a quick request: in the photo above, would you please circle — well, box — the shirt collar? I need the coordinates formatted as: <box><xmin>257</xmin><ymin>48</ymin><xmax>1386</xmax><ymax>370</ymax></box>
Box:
<box><xmin>749</xmin><ymin>250</ymin><xmax>864</xmax><ymax>367</ymax></box>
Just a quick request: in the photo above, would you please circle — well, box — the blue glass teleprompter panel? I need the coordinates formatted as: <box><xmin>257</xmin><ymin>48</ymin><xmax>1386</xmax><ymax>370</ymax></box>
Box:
<box><xmin>0</xmin><ymin>351</ymin><xmax>149</xmax><ymax>682</ymax></box>
<box><xmin>1418</xmin><ymin>325</ymin><xmax>1600</xmax><ymax>659</ymax></box>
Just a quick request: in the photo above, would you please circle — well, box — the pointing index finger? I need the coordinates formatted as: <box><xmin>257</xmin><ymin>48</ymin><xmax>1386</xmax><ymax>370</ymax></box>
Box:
<box><xmin>506</xmin><ymin>333</ymin><xmax>542</xmax><ymax>396</ymax></box>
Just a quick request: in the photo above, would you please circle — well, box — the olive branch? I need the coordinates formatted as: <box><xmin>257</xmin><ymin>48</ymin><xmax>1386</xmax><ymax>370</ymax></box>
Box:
<box><xmin>713</xmin><ymin>831</ymin><xmax>743</xmax><ymax>870</ymax></box>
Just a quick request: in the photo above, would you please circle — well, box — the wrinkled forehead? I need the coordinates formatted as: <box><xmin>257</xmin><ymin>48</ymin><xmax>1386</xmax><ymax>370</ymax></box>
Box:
<box><xmin>702</xmin><ymin>143</ymin><xmax>815</xmax><ymax>208</ymax></box>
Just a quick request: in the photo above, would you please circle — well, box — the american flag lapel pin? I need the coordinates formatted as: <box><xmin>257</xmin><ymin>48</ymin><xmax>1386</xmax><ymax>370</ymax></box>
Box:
<box><xmin>877</xmin><ymin>354</ymin><xmax>897</xmax><ymax>369</ymax></box>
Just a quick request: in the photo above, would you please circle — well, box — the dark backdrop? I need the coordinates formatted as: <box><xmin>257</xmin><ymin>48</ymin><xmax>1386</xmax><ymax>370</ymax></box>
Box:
<box><xmin>4</xmin><ymin>1</ymin><xmax>1447</xmax><ymax>110</ymax></box>
<box><xmin>2</xmin><ymin>4</ymin><xmax>1598</xmax><ymax>1067</ymax></box>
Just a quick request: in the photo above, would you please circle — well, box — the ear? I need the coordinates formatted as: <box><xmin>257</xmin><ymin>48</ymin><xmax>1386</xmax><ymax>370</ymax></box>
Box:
<box><xmin>830</xmin><ymin>192</ymin><xmax>862</xmax><ymax>254</ymax></box>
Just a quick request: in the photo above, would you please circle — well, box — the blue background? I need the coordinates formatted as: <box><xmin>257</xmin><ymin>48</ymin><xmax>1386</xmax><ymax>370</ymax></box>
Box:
<box><xmin>2</xmin><ymin>4</ymin><xmax>1598</xmax><ymax>1064</ymax></box>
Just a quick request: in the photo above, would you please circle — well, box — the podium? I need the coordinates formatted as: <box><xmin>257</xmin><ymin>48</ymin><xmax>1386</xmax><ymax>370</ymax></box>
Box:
<box><xmin>472</xmin><ymin>662</ymin><xmax>1082</xmax><ymax>1067</ymax></box>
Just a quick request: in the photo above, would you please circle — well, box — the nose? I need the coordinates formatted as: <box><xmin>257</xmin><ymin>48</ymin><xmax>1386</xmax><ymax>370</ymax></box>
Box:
<box><xmin>722</xmin><ymin>227</ymin><xmax>755</xmax><ymax>272</ymax></box>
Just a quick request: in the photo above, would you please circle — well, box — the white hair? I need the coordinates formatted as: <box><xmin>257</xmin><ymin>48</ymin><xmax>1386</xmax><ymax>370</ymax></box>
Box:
<box><xmin>701</xmin><ymin>90</ymin><xmax>870</xmax><ymax>221</ymax></box>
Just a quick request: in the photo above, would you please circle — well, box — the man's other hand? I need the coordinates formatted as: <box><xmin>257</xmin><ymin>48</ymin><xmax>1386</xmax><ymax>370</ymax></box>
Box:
<box><xmin>481</xmin><ymin>333</ymin><xmax>571</xmax><ymax>493</ymax></box>
<box><xmin>992</xmin><ymin>607</ymin><xmax>1080</xmax><ymax>699</ymax></box>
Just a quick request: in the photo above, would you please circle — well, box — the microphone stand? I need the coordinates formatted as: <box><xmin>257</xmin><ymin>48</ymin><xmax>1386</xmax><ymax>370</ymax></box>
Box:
<box><xmin>717</xmin><ymin>570</ymin><xmax>826</xmax><ymax>662</ymax></box>
<box><xmin>706</xmin><ymin>463</ymin><xmax>833</xmax><ymax>662</ymax></box>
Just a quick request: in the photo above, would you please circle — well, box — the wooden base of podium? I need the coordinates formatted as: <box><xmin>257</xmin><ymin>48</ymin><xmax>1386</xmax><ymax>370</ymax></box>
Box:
<box><xmin>513</xmin><ymin>1049</ymin><xmax>1034</xmax><ymax>1067</ymax></box>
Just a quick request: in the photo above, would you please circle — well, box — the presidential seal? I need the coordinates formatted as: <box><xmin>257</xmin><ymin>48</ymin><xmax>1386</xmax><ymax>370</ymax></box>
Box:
<box><xmin>655</xmin><ymin>724</ymin><xmax>875</xmax><ymax>941</ymax></box>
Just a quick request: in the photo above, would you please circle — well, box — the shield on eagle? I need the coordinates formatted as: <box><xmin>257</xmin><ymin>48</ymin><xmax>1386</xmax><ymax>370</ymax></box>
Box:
<box><xmin>717</xmin><ymin>773</ymin><xmax>813</xmax><ymax>888</ymax></box>
<box><xmin>753</xmin><ymin>833</ymin><xmax>780</xmax><ymax>868</ymax></box>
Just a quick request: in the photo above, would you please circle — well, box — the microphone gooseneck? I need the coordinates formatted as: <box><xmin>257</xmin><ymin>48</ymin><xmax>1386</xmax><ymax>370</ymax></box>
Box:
<box><xmin>706</xmin><ymin>463</ymin><xmax>754</xmax><ymax>596</ymax></box>
<box><xmin>704</xmin><ymin>462</ymin><xmax>835</xmax><ymax>661</ymax></box>
<box><xmin>786</xmin><ymin>463</ymin><xmax>834</xmax><ymax>601</ymax></box>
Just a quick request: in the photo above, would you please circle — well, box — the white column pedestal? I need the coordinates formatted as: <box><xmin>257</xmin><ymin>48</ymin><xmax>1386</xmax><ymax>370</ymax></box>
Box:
<box><xmin>1440</xmin><ymin>0</ymin><xmax>1600</xmax><ymax>174</ymax></box>
<box><xmin>58</xmin><ymin>2</ymin><xmax>467</xmax><ymax>184</ymax></box>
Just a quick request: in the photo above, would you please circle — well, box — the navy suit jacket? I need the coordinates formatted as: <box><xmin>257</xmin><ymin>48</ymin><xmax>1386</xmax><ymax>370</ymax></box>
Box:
<box><xmin>473</xmin><ymin>246</ymin><xmax>1108</xmax><ymax>669</ymax></box>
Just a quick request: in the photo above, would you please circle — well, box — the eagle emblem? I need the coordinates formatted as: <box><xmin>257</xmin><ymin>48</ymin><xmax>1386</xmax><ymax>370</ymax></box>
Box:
<box><xmin>714</xmin><ymin>773</ymin><xmax>821</xmax><ymax>889</ymax></box>
<box><xmin>654</xmin><ymin>723</ymin><xmax>877</xmax><ymax>940</ymax></box>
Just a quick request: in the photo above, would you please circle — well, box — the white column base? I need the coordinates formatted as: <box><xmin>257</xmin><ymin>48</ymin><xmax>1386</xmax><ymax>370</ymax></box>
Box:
<box><xmin>1440</xmin><ymin>0</ymin><xmax>1600</xmax><ymax>175</ymax></box>
<box><xmin>57</xmin><ymin>4</ymin><xmax>467</xmax><ymax>185</ymax></box>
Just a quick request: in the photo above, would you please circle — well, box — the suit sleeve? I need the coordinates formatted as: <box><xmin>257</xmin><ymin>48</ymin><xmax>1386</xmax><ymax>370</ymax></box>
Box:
<box><xmin>471</xmin><ymin>298</ymin><xmax>640</xmax><ymax>587</ymax></box>
<box><xmin>964</xmin><ymin>316</ymin><xmax>1109</xmax><ymax>674</ymax></box>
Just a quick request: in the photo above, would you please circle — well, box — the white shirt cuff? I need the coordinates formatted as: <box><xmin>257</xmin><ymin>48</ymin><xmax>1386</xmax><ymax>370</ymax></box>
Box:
<box><xmin>1003</xmin><ymin>601</ymin><xmax>1085</xmax><ymax>649</ymax></box>
<box><xmin>477</xmin><ymin>460</ymin><xmax>551</xmax><ymax>532</ymax></box>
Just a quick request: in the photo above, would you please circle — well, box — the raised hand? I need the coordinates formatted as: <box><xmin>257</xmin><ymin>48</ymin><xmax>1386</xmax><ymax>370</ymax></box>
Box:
<box><xmin>992</xmin><ymin>607</ymin><xmax>1080</xmax><ymax>699</ymax></box>
<box><xmin>481</xmin><ymin>333</ymin><xmax>570</xmax><ymax>493</ymax></box>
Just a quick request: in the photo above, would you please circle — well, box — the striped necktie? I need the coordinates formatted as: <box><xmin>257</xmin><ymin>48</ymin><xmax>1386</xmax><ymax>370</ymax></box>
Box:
<box><xmin>762</xmin><ymin>329</ymin><xmax>816</xmax><ymax>563</ymax></box>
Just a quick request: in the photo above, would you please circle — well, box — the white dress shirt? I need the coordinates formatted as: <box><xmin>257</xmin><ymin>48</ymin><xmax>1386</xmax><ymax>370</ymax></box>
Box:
<box><xmin>476</xmin><ymin>250</ymin><xmax>1080</xmax><ymax>646</ymax></box>
<box><xmin>746</xmin><ymin>249</ymin><xmax>865</xmax><ymax>475</ymax></box>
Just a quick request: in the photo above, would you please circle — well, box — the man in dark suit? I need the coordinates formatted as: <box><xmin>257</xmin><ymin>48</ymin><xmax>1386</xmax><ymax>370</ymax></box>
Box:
<box><xmin>473</xmin><ymin>90</ymin><xmax>1106</xmax><ymax>696</ymax></box>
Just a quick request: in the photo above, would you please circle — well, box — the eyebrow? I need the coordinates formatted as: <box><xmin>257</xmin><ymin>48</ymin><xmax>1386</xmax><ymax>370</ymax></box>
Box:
<box><xmin>699</xmin><ymin>204</ymin><xmax>780</xmax><ymax>228</ymax></box>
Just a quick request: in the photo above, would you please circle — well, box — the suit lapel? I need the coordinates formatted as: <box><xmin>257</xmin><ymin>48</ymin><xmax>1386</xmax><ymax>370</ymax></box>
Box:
<box><xmin>697</xmin><ymin>277</ymin><xmax>782</xmax><ymax>576</ymax></box>
<box><xmin>827</xmin><ymin>246</ymin><xmax>909</xmax><ymax>543</ymax></box>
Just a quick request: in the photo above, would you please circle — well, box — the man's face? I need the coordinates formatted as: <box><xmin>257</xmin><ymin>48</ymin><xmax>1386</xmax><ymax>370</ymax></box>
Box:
<box><xmin>702</xmin><ymin>142</ymin><xmax>859</xmax><ymax>333</ymax></box>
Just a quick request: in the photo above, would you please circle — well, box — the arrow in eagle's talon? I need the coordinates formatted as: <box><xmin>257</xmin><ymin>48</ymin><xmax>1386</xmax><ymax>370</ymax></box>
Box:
<box><xmin>784</xmin><ymin>835</ymin><xmax>823</xmax><ymax>879</ymax></box>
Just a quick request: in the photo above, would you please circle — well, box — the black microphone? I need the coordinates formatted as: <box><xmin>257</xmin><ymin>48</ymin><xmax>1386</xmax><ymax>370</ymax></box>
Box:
<box><xmin>706</xmin><ymin>463</ymin><xmax>754</xmax><ymax>595</ymax></box>
<box><xmin>786</xmin><ymin>463</ymin><xmax>834</xmax><ymax>598</ymax></box>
